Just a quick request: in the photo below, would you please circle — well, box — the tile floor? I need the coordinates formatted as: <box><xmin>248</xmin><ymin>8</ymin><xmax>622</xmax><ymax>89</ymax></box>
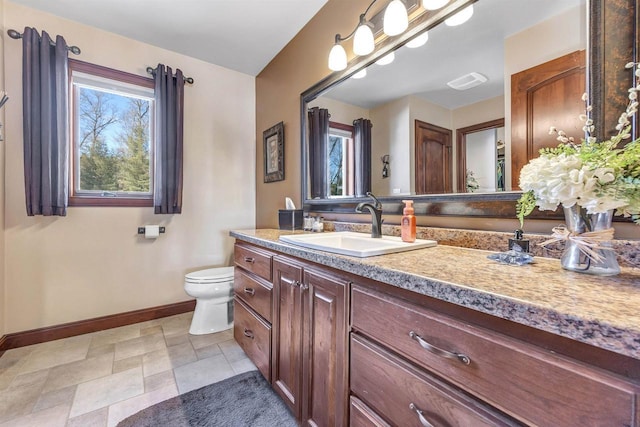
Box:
<box><xmin>0</xmin><ymin>312</ymin><xmax>255</xmax><ymax>427</ymax></box>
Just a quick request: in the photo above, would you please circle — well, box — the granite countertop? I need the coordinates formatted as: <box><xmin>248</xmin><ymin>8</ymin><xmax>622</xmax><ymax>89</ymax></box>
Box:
<box><xmin>230</xmin><ymin>229</ymin><xmax>640</xmax><ymax>361</ymax></box>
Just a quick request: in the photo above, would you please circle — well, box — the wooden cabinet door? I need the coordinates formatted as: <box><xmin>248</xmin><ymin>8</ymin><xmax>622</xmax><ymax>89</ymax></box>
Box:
<box><xmin>272</xmin><ymin>257</ymin><xmax>304</xmax><ymax>418</ymax></box>
<box><xmin>301</xmin><ymin>268</ymin><xmax>349</xmax><ymax>427</ymax></box>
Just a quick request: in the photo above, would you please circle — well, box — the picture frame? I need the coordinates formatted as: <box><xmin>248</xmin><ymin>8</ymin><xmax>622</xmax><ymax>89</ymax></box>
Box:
<box><xmin>263</xmin><ymin>121</ymin><xmax>284</xmax><ymax>183</ymax></box>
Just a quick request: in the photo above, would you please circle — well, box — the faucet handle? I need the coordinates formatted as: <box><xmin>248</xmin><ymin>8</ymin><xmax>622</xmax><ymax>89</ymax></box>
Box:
<box><xmin>366</xmin><ymin>192</ymin><xmax>382</xmax><ymax>210</ymax></box>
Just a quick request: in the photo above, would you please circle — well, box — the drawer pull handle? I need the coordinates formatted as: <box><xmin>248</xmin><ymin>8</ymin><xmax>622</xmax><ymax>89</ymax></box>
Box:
<box><xmin>243</xmin><ymin>328</ymin><xmax>254</xmax><ymax>339</ymax></box>
<box><xmin>243</xmin><ymin>287</ymin><xmax>256</xmax><ymax>296</ymax></box>
<box><xmin>409</xmin><ymin>403</ymin><xmax>435</xmax><ymax>427</ymax></box>
<box><xmin>243</xmin><ymin>256</ymin><xmax>255</xmax><ymax>263</ymax></box>
<box><xmin>409</xmin><ymin>331</ymin><xmax>471</xmax><ymax>365</ymax></box>
<box><xmin>281</xmin><ymin>277</ymin><xmax>298</xmax><ymax>287</ymax></box>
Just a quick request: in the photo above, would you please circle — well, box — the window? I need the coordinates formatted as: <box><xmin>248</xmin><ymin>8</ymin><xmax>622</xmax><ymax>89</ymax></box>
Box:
<box><xmin>328</xmin><ymin>122</ymin><xmax>355</xmax><ymax>197</ymax></box>
<box><xmin>69</xmin><ymin>60</ymin><xmax>155</xmax><ymax>206</ymax></box>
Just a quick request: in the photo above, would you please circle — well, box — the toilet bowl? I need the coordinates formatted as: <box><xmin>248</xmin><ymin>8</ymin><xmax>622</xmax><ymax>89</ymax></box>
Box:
<box><xmin>184</xmin><ymin>266</ymin><xmax>234</xmax><ymax>335</ymax></box>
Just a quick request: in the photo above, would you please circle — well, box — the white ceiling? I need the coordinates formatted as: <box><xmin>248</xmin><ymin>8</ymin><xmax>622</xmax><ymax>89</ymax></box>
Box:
<box><xmin>9</xmin><ymin>0</ymin><xmax>329</xmax><ymax>76</ymax></box>
<box><xmin>324</xmin><ymin>0</ymin><xmax>585</xmax><ymax>110</ymax></box>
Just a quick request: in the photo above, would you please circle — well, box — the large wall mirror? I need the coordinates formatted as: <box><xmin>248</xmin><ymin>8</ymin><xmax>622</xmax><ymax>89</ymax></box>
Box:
<box><xmin>301</xmin><ymin>0</ymin><xmax>637</xmax><ymax>217</ymax></box>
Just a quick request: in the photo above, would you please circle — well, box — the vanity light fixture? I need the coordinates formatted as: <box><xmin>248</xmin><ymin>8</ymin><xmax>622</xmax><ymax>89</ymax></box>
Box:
<box><xmin>422</xmin><ymin>0</ymin><xmax>449</xmax><ymax>10</ymax></box>
<box><xmin>375</xmin><ymin>51</ymin><xmax>396</xmax><ymax>65</ymax></box>
<box><xmin>445</xmin><ymin>4</ymin><xmax>473</xmax><ymax>26</ymax></box>
<box><xmin>352</xmin><ymin>69</ymin><xmax>368</xmax><ymax>79</ymax></box>
<box><xmin>353</xmin><ymin>14</ymin><xmax>376</xmax><ymax>55</ymax></box>
<box><xmin>405</xmin><ymin>31</ymin><xmax>429</xmax><ymax>48</ymax></box>
<box><xmin>383</xmin><ymin>0</ymin><xmax>409</xmax><ymax>36</ymax></box>
<box><xmin>328</xmin><ymin>35</ymin><xmax>349</xmax><ymax>71</ymax></box>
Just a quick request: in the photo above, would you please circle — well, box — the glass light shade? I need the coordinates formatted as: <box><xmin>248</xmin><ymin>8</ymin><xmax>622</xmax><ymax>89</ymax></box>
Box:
<box><xmin>328</xmin><ymin>43</ymin><xmax>347</xmax><ymax>71</ymax></box>
<box><xmin>352</xmin><ymin>69</ymin><xmax>367</xmax><ymax>79</ymax></box>
<box><xmin>353</xmin><ymin>24</ymin><xmax>375</xmax><ymax>56</ymax></box>
<box><xmin>406</xmin><ymin>31</ymin><xmax>429</xmax><ymax>48</ymax></box>
<box><xmin>422</xmin><ymin>0</ymin><xmax>449</xmax><ymax>10</ymax></box>
<box><xmin>375</xmin><ymin>52</ymin><xmax>395</xmax><ymax>66</ymax></box>
<box><xmin>445</xmin><ymin>4</ymin><xmax>474</xmax><ymax>26</ymax></box>
<box><xmin>383</xmin><ymin>0</ymin><xmax>409</xmax><ymax>36</ymax></box>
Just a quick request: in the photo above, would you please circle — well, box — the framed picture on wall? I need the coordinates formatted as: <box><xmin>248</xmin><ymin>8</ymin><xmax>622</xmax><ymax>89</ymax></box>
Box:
<box><xmin>263</xmin><ymin>121</ymin><xmax>284</xmax><ymax>183</ymax></box>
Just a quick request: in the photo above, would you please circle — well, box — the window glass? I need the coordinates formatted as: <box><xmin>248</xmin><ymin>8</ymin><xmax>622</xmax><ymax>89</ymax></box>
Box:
<box><xmin>69</xmin><ymin>61</ymin><xmax>155</xmax><ymax>206</ymax></box>
<box><xmin>328</xmin><ymin>125</ymin><xmax>354</xmax><ymax>197</ymax></box>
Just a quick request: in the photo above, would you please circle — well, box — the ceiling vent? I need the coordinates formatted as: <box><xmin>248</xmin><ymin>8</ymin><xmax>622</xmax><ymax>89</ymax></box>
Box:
<box><xmin>446</xmin><ymin>72</ymin><xmax>487</xmax><ymax>90</ymax></box>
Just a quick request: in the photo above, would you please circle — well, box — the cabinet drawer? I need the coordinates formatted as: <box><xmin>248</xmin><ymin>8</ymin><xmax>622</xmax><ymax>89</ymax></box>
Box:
<box><xmin>350</xmin><ymin>396</ymin><xmax>390</xmax><ymax>427</ymax></box>
<box><xmin>234</xmin><ymin>243</ymin><xmax>272</xmax><ymax>281</ymax></box>
<box><xmin>351</xmin><ymin>334</ymin><xmax>516</xmax><ymax>427</ymax></box>
<box><xmin>351</xmin><ymin>286</ymin><xmax>638</xmax><ymax>426</ymax></box>
<box><xmin>233</xmin><ymin>297</ymin><xmax>271</xmax><ymax>381</ymax></box>
<box><xmin>234</xmin><ymin>268</ymin><xmax>272</xmax><ymax>322</ymax></box>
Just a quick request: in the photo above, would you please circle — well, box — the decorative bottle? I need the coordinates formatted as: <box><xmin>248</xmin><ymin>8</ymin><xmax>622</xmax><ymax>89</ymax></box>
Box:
<box><xmin>401</xmin><ymin>200</ymin><xmax>416</xmax><ymax>243</ymax></box>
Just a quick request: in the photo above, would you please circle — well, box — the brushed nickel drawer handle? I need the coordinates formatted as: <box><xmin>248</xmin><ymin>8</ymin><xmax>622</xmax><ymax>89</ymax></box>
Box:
<box><xmin>243</xmin><ymin>328</ymin><xmax>254</xmax><ymax>339</ymax></box>
<box><xmin>243</xmin><ymin>287</ymin><xmax>256</xmax><ymax>296</ymax></box>
<box><xmin>281</xmin><ymin>277</ymin><xmax>298</xmax><ymax>287</ymax></box>
<box><xmin>409</xmin><ymin>403</ymin><xmax>434</xmax><ymax>427</ymax></box>
<box><xmin>409</xmin><ymin>331</ymin><xmax>471</xmax><ymax>365</ymax></box>
<box><xmin>243</xmin><ymin>256</ymin><xmax>255</xmax><ymax>263</ymax></box>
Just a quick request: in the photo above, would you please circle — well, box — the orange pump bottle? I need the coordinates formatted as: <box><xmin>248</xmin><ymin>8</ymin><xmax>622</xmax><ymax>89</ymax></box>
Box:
<box><xmin>401</xmin><ymin>200</ymin><xmax>416</xmax><ymax>243</ymax></box>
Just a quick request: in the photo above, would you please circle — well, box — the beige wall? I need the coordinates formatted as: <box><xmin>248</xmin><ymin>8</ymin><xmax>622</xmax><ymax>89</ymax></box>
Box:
<box><xmin>3</xmin><ymin>2</ymin><xmax>256</xmax><ymax>333</ymax></box>
<box><xmin>256</xmin><ymin>0</ymin><xmax>374</xmax><ymax>227</ymax></box>
<box><xmin>0</xmin><ymin>0</ymin><xmax>5</xmax><ymax>336</ymax></box>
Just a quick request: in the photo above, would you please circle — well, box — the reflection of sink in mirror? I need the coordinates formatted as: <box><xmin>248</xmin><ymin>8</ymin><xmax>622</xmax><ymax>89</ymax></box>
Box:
<box><xmin>279</xmin><ymin>231</ymin><xmax>437</xmax><ymax>258</ymax></box>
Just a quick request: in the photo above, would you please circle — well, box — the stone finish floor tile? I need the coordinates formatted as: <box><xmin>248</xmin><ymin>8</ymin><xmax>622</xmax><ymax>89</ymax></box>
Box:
<box><xmin>0</xmin><ymin>313</ymin><xmax>249</xmax><ymax>426</ymax></box>
<box><xmin>0</xmin><ymin>404</ymin><xmax>70</xmax><ymax>427</ymax></box>
<box><xmin>69</xmin><ymin>367</ymin><xmax>144</xmax><ymax>418</ymax></box>
<box><xmin>173</xmin><ymin>353</ymin><xmax>235</xmax><ymax>394</ymax></box>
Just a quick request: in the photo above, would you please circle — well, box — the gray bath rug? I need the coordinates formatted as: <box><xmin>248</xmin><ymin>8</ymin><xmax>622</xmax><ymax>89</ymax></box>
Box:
<box><xmin>117</xmin><ymin>370</ymin><xmax>297</xmax><ymax>427</ymax></box>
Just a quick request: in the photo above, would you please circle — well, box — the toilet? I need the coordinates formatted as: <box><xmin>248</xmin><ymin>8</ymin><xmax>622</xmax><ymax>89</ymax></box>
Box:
<box><xmin>184</xmin><ymin>266</ymin><xmax>235</xmax><ymax>335</ymax></box>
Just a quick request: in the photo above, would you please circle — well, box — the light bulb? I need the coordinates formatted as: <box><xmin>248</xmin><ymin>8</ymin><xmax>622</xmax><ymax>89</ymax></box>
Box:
<box><xmin>422</xmin><ymin>0</ymin><xmax>449</xmax><ymax>10</ymax></box>
<box><xmin>406</xmin><ymin>31</ymin><xmax>429</xmax><ymax>48</ymax></box>
<box><xmin>352</xmin><ymin>69</ymin><xmax>367</xmax><ymax>79</ymax></box>
<box><xmin>375</xmin><ymin>52</ymin><xmax>395</xmax><ymax>66</ymax></box>
<box><xmin>383</xmin><ymin>0</ymin><xmax>409</xmax><ymax>36</ymax></box>
<box><xmin>353</xmin><ymin>22</ymin><xmax>375</xmax><ymax>56</ymax></box>
<box><xmin>328</xmin><ymin>43</ymin><xmax>347</xmax><ymax>71</ymax></box>
<box><xmin>445</xmin><ymin>4</ymin><xmax>474</xmax><ymax>26</ymax></box>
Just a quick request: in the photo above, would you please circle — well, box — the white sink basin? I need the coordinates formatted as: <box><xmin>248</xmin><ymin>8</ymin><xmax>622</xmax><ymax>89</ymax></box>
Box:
<box><xmin>279</xmin><ymin>231</ymin><xmax>437</xmax><ymax>258</ymax></box>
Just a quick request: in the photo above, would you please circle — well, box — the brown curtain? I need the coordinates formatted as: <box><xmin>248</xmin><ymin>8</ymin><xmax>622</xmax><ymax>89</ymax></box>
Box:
<box><xmin>353</xmin><ymin>118</ymin><xmax>372</xmax><ymax>197</ymax></box>
<box><xmin>308</xmin><ymin>107</ymin><xmax>329</xmax><ymax>199</ymax></box>
<box><xmin>22</xmin><ymin>27</ymin><xmax>70</xmax><ymax>216</ymax></box>
<box><xmin>153</xmin><ymin>64</ymin><xmax>184</xmax><ymax>214</ymax></box>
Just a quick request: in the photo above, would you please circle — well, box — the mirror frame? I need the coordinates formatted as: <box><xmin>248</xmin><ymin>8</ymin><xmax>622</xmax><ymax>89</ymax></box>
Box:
<box><xmin>301</xmin><ymin>0</ymin><xmax>638</xmax><ymax>220</ymax></box>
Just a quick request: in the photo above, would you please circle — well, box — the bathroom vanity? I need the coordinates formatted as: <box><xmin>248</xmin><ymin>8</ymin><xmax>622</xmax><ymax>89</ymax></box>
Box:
<box><xmin>231</xmin><ymin>229</ymin><xmax>640</xmax><ymax>426</ymax></box>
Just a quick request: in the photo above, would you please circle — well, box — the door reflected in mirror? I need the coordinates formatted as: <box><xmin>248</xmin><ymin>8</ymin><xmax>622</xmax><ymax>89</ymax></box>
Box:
<box><xmin>306</xmin><ymin>0</ymin><xmax>586</xmax><ymax>200</ymax></box>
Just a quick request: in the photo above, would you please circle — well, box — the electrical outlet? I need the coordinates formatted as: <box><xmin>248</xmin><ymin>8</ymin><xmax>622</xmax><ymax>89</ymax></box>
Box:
<box><xmin>137</xmin><ymin>227</ymin><xmax>145</xmax><ymax>234</ymax></box>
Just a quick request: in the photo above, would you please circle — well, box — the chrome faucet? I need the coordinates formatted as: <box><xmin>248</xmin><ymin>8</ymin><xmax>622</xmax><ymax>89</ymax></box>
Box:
<box><xmin>355</xmin><ymin>192</ymin><xmax>383</xmax><ymax>238</ymax></box>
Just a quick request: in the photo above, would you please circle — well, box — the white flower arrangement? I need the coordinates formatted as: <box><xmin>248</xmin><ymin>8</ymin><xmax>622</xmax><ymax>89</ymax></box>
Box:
<box><xmin>517</xmin><ymin>62</ymin><xmax>640</xmax><ymax>227</ymax></box>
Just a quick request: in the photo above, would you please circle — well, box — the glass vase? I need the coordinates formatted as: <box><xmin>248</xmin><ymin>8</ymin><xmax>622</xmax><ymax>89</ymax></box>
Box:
<box><xmin>560</xmin><ymin>205</ymin><xmax>620</xmax><ymax>276</ymax></box>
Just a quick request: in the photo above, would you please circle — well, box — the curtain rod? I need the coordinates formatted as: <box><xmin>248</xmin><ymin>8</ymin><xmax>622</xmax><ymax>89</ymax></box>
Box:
<box><xmin>7</xmin><ymin>29</ymin><xmax>81</xmax><ymax>55</ymax></box>
<box><xmin>146</xmin><ymin>67</ymin><xmax>194</xmax><ymax>85</ymax></box>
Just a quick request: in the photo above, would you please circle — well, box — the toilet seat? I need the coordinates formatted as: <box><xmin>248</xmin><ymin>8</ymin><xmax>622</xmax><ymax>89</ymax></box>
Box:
<box><xmin>185</xmin><ymin>267</ymin><xmax>234</xmax><ymax>284</ymax></box>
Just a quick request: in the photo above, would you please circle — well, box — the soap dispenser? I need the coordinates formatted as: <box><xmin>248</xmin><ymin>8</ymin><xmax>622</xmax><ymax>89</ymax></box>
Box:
<box><xmin>401</xmin><ymin>200</ymin><xmax>416</xmax><ymax>243</ymax></box>
<box><xmin>509</xmin><ymin>229</ymin><xmax>530</xmax><ymax>253</ymax></box>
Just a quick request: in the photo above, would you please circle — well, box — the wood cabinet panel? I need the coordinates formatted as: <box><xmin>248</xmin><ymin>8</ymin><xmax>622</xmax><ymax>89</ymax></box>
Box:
<box><xmin>351</xmin><ymin>334</ymin><xmax>517</xmax><ymax>427</ymax></box>
<box><xmin>233</xmin><ymin>268</ymin><xmax>272</xmax><ymax>322</ymax></box>
<box><xmin>272</xmin><ymin>257</ymin><xmax>304</xmax><ymax>418</ymax></box>
<box><xmin>350</xmin><ymin>396</ymin><xmax>390</xmax><ymax>427</ymax></box>
<box><xmin>351</xmin><ymin>285</ymin><xmax>638</xmax><ymax>426</ymax></box>
<box><xmin>233</xmin><ymin>297</ymin><xmax>271</xmax><ymax>381</ymax></box>
<box><xmin>234</xmin><ymin>243</ymin><xmax>273</xmax><ymax>281</ymax></box>
<box><xmin>302</xmin><ymin>267</ymin><xmax>349</xmax><ymax>427</ymax></box>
